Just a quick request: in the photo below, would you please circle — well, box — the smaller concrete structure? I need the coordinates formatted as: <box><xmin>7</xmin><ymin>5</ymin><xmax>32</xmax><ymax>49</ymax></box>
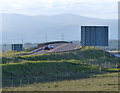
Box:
<box><xmin>12</xmin><ymin>44</ymin><xmax>23</xmax><ymax>51</ymax></box>
<box><xmin>2</xmin><ymin>44</ymin><xmax>23</xmax><ymax>52</ymax></box>
<box><xmin>2</xmin><ymin>44</ymin><xmax>12</xmax><ymax>52</ymax></box>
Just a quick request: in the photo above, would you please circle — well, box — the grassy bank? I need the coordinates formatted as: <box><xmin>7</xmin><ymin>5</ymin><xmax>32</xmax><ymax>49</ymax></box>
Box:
<box><xmin>3</xmin><ymin>72</ymin><xmax>119</xmax><ymax>91</ymax></box>
<box><xmin>2</xmin><ymin>47</ymin><xmax>119</xmax><ymax>88</ymax></box>
<box><xmin>2</xmin><ymin>47</ymin><xmax>118</xmax><ymax>66</ymax></box>
<box><xmin>2</xmin><ymin>60</ymin><xmax>100</xmax><ymax>87</ymax></box>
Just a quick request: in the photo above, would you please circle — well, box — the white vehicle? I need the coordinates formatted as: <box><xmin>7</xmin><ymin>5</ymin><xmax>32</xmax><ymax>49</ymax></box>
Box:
<box><xmin>44</xmin><ymin>44</ymin><xmax>54</xmax><ymax>50</ymax></box>
<box><xmin>48</xmin><ymin>44</ymin><xmax>54</xmax><ymax>49</ymax></box>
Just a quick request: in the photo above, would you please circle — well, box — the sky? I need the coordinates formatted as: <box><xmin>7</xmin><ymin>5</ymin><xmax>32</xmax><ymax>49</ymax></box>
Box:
<box><xmin>0</xmin><ymin>0</ymin><xmax>119</xmax><ymax>19</ymax></box>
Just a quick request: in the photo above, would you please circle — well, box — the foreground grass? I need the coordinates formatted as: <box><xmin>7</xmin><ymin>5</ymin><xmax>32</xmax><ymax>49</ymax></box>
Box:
<box><xmin>3</xmin><ymin>72</ymin><xmax>119</xmax><ymax>91</ymax></box>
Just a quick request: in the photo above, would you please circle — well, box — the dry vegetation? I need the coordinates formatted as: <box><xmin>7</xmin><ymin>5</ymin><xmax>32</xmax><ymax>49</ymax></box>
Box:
<box><xmin>3</xmin><ymin>72</ymin><xmax>119</xmax><ymax>91</ymax></box>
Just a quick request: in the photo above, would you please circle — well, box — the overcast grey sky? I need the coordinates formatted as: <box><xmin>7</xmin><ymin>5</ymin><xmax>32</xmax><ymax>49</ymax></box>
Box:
<box><xmin>0</xmin><ymin>0</ymin><xmax>119</xmax><ymax>19</ymax></box>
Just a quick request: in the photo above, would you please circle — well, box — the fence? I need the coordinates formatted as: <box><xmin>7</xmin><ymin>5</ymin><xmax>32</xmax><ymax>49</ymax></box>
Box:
<box><xmin>2</xmin><ymin>71</ymin><xmax>102</xmax><ymax>88</ymax></box>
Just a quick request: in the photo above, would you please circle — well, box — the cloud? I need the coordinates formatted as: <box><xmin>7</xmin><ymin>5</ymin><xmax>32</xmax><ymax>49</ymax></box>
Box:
<box><xmin>54</xmin><ymin>0</ymin><xmax>119</xmax><ymax>3</ymax></box>
<box><xmin>0</xmin><ymin>0</ymin><xmax>118</xmax><ymax>19</ymax></box>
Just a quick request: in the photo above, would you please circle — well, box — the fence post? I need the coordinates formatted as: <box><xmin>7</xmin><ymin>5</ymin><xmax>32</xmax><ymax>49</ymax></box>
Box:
<box><xmin>115</xmin><ymin>64</ymin><xmax>117</xmax><ymax>68</ymax></box>
<box><xmin>108</xmin><ymin>62</ymin><xmax>111</xmax><ymax>68</ymax></box>
<box><xmin>99</xmin><ymin>66</ymin><xmax>102</xmax><ymax>71</ymax></box>
<box><xmin>11</xmin><ymin>79</ymin><xmax>13</xmax><ymax>87</ymax></box>
<box><xmin>35</xmin><ymin>77</ymin><xmax>37</xmax><ymax>83</ymax></box>
<box><xmin>20</xmin><ymin>79</ymin><xmax>22</xmax><ymax>86</ymax></box>
<box><xmin>56</xmin><ymin>74</ymin><xmax>58</xmax><ymax>81</ymax></box>
<box><xmin>28</xmin><ymin>77</ymin><xmax>29</xmax><ymax>85</ymax></box>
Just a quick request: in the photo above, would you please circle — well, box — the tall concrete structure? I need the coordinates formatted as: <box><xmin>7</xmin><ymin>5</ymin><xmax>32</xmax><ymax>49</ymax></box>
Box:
<box><xmin>81</xmin><ymin>26</ymin><xmax>108</xmax><ymax>46</ymax></box>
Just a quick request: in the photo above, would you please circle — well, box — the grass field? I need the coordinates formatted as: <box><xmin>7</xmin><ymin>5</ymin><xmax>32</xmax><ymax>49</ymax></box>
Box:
<box><xmin>2</xmin><ymin>60</ymin><xmax>100</xmax><ymax>87</ymax></box>
<box><xmin>1</xmin><ymin>47</ymin><xmax>119</xmax><ymax>90</ymax></box>
<box><xmin>3</xmin><ymin>72</ymin><xmax>119</xmax><ymax>91</ymax></box>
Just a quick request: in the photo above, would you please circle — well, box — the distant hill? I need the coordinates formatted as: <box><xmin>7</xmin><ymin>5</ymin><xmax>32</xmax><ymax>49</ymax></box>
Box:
<box><xmin>2</xmin><ymin>13</ymin><xmax>117</xmax><ymax>43</ymax></box>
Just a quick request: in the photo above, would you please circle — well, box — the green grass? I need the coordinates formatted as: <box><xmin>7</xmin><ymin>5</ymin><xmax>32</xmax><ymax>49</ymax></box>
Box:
<box><xmin>20</xmin><ymin>48</ymin><xmax>105</xmax><ymax>60</ymax></box>
<box><xmin>2</xmin><ymin>47</ymin><xmax>118</xmax><ymax>64</ymax></box>
<box><xmin>1</xmin><ymin>47</ymin><xmax>119</xmax><ymax>88</ymax></box>
<box><xmin>2</xmin><ymin>51</ymin><xmax>32</xmax><ymax>64</ymax></box>
<box><xmin>19</xmin><ymin>47</ymin><xmax>118</xmax><ymax>62</ymax></box>
<box><xmin>3</xmin><ymin>72</ymin><xmax>119</xmax><ymax>91</ymax></box>
<box><xmin>2</xmin><ymin>60</ymin><xmax>100</xmax><ymax>87</ymax></box>
<box><xmin>16</xmin><ymin>47</ymin><xmax>119</xmax><ymax>69</ymax></box>
<box><xmin>2</xmin><ymin>51</ymin><xmax>32</xmax><ymax>58</ymax></box>
<box><xmin>103</xmin><ymin>68</ymin><xmax>120</xmax><ymax>72</ymax></box>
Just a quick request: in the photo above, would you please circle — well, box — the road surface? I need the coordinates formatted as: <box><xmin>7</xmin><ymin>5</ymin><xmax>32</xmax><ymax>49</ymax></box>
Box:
<box><xmin>30</xmin><ymin>43</ymin><xmax>80</xmax><ymax>55</ymax></box>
